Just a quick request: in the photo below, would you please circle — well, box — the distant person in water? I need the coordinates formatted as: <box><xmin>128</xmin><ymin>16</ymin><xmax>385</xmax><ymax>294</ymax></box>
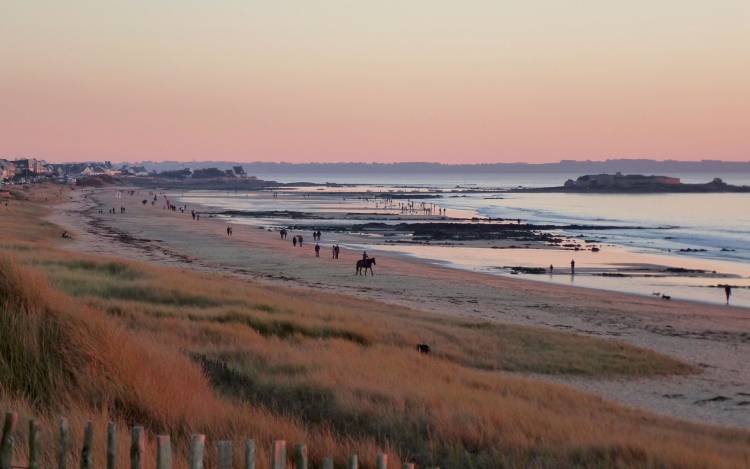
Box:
<box><xmin>725</xmin><ymin>285</ymin><xmax>732</xmax><ymax>305</ymax></box>
<box><xmin>315</xmin><ymin>243</ymin><xmax>320</xmax><ymax>257</ymax></box>
<box><xmin>570</xmin><ymin>259</ymin><xmax>575</xmax><ymax>275</ymax></box>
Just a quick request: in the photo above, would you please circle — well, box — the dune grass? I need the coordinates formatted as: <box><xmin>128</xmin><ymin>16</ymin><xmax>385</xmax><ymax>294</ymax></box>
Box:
<box><xmin>1</xmin><ymin>185</ymin><xmax>749</xmax><ymax>468</ymax></box>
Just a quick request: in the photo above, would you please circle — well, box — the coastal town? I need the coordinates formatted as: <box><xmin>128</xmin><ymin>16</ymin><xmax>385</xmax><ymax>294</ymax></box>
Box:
<box><xmin>0</xmin><ymin>158</ymin><xmax>256</xmax><ymax>187</ymax></box>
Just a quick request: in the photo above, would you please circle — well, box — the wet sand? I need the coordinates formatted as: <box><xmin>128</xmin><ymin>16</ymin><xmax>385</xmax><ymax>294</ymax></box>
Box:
<box><xmin>49</xmin><ymin>187</ymin><xmax>750</xmax><ymax>429</ymax></box>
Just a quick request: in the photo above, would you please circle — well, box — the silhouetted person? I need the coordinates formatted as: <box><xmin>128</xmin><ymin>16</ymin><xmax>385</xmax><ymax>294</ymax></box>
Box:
<box><xmin>725</xmin><ymin>285</ymin><xmax>732</xmax><ymax>305</ymax></box>
<box><xmin>363</xmin><ymin>251</ymin><xmax>368</xmax><ymax>261</ymax></box>
<box><xmin>315</xmin><ymin>243</ymin><xmax>320</xmax><ymax>257</ymax></box>
<box><xmin>570</xmin><ymin>259</ymin><xmax>575</xmax><ymax>275</ymax></box>
<box><xmin>549</xmin><ymin>264</ymin><xmax>554</xmax><ymax>273</ymax></box>
<box><xmin>292</xmin><ymin>237</ymin><xmax>297</xmax><ymax>247</ymax></box>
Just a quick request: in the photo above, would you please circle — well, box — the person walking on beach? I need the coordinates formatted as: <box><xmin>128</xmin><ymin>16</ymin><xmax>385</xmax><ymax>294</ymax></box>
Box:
<box><xmin>335</xmin><ymin>245</ymin><xmax>340</xmax><ymax>259</ymax></box>
<box><xmin>549</xmin><ymin>264</ymin><xmax>554</xmax><ymax>274</ymax></box>
<box><xmin>315</xmin><ymin>243</ymin><xmax>320</xmax><ymax>257</ymax></box>
<box><xmin>292</xmin><ymin>236</ymin><xmax>297</xmax><ymax>247</ymax></box>
<box><xmin>725</xmin><ymin>285</ymin><xmax>732</xmax><ymax>305</ymax></box>
<box><xmin>298</xmin><ymin>235</ymin><xmax>303</xmax><ymax>246</ymax></box>
<box><xmin>570</xmin><ymin>259</ymin><xmax>575</xmax><ymax>275</ymax></box>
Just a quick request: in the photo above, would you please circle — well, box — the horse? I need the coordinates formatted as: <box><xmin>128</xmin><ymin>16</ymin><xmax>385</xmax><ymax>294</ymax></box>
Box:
<box><xmin>356</xmin><ymin>257</ymin><xmax>376</xmax><ymax>276</ymax></box>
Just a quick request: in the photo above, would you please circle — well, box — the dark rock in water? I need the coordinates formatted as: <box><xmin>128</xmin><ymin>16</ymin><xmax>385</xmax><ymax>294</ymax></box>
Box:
<box><xmin>508</xmin><ymin>266</ymin><xmax>547</xmax><ymax>274</ymax></box>
<box><xmin>694</xmin><ymin>395</ymin><xmax>731</xmax><ymax>405</ymax></box>
<box><xmin>511</xmin><ymin>173</ymin><xmax>750</xmax><ymax>193</ymax></box>
<box><xmin>663</xmin><ymin>267</ymin><xmax>706</xmax><ymax>274</ymax></box>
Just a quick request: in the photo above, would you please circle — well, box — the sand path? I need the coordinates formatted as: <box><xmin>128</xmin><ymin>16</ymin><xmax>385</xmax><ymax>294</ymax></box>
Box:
<box><xmin>48</xmin><ymin>188</ymin><xmax>750</xmax><ymax>429</ymax></box>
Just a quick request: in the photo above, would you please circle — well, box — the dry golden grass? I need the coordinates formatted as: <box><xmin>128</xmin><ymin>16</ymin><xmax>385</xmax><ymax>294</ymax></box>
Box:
<box><xmin>2</xmin><ymin>185</ymin><xmax>750</xmax><ymax>468</ymax></box>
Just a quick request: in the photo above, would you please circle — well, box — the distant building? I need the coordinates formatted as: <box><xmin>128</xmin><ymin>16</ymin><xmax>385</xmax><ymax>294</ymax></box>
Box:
<box><xmin>14</xmin><ymin>158</ymin><xmax>36</xmax><ymax>177</ymax></box>
<box><xmin>0</xmin><ymin>159</ymin><xmax>16</xmax><ymax>180</ymax></box>
<box><xmin>81</xmin><ymin>164</ymin><xmax>119</xmax><ymax>176</ymax></box>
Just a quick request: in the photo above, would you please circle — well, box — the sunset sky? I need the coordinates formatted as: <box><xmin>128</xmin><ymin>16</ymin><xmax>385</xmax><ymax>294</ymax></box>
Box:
<box><xmin>1</xmin><ymin>1</ymin><xmax>748</xmax><ymax>163</ymax></box>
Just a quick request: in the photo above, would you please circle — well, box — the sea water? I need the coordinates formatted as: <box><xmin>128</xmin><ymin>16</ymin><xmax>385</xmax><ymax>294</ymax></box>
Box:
<box><xmin>177</xmin><ymin>172</ymin><xmax>750</xmax><ymax>307</ymax></box>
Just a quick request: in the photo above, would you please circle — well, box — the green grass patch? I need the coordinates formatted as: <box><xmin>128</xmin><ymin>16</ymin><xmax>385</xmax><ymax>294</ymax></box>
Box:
<box><xmin>37</xmin><ymin>259</ymin><xmax>141</xmax><ymax>281</ymax></box>
<box><xmin>52</xmin><ymin>277</ymin><xmax>225</xmax><ymax>308</ymax></box>
<box><xmin>187</xmin><ymin>312</ymin><xmax>370</xmax><ymax>344</ymax></box>
<box><xmin>448</xmin><ymin>321</ymin><xmax>695</xmax><ymax>376</ymax></box>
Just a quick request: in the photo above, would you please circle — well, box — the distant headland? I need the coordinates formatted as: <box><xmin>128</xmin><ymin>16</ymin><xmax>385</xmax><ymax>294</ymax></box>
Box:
<box><xmin>125</xmin><ymin>159</ymin><xmax>750</xmax><ymax>175</ymax></box>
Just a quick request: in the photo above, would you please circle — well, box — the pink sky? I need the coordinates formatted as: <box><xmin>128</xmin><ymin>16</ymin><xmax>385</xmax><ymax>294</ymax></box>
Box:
<box><xmin>1</xmin><ymin>2</ymin><xmax>748</xmax><ymax>164</ymax></box>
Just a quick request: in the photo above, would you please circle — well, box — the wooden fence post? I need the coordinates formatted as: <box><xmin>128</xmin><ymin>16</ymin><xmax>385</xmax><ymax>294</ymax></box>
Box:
<box><xmin>80</xmin><ymin>421</ymin><xmax>94</xmax><ymax>469</ymax></box>
<box><xmin>293</xmin><ymin>443</ymin><xmax>307</xmax><ymax>469</ymax></box>
<box><xmin>0</xmin><ymin>412</ymin><xmax>18</xmax><ymax>469</ymax></box>
<box><xmin>130</xmin><ymin>426</ymin><xmax>144</xmax><ymax>469</ymax></box>
<box><xmin>376</xmin><ymin>453</ymin><xmax>388</xmax><ymax>469</ymax></box>
<box><xmin>322</xmin><ymin>457</ymin><xmax>334</xmax><ymax>469</ymax></box>
<box><xmin>244</xmin><ymin>439</ymin><xmax>255</xmax><ymax>469</ymax></box>
<box><xmin>271</xmin><ymin>440</ymin><xmax>286</xmax><ymax>469</ymax></box>
<box><xmin>157</xmin><ymin>435</ymin><xmax>172</xmax><ymax>469</ymax></box>
<box><xmin>107</xmin><ymin>422</ymin><xmax>117</xmax><ymax>469</ymax></box>
<box><xmin>217</xmin><ymin>440</ymin><xmax>232</xmax><ymax>469</ymax></box>
<box><xmin>347</xmin><ymin>453</ymin><xmax>358</xmax><ymax>469</ymax></box>
<box><xmin>28</xmin><ymin>419</ymin><xmax>41</xmax><ymax>469</ymax></box>
<box><xmin>190</xmin><ymin>434</ymin><xmax>205</xmax><ymax>469</ymax></box>
<box><xmin>58</xmin><ymin>417</ymin><xmax>70</xmax><ymax>469</ymax></box>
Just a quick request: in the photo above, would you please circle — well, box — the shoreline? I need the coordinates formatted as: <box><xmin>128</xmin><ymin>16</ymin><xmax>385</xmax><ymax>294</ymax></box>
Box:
<box><xmin>49</xmin><ymin>186</ymin><xmax>750</xmax><ymax>429</ymax></box>
<box><xmin>179</xmin><ymin>188</ymin><xmax>750</xmax><ymax>307</ymax></box>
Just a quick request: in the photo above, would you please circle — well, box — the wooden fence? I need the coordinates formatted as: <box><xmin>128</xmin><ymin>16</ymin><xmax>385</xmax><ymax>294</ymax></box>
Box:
<box><xmin>0</xmin><ymin>412</ymin><xmax>429</xmax><ymax>469</ymax></box>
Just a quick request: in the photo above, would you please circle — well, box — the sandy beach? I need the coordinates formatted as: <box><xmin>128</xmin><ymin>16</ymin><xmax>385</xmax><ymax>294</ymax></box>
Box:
<box><xmin>49</xmin><ymin>187</ymin><xmax>750</xmax><ymax>429</ymax></box>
